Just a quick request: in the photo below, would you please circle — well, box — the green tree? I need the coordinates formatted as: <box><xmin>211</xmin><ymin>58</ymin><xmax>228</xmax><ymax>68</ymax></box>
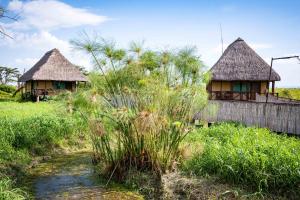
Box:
<box><xmin>0</xmin><ymin>66</ymin><xmax>20</xmax><ymax>84</ymax></box>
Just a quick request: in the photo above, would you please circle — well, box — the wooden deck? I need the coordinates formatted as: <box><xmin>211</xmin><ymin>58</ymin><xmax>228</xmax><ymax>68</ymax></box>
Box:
<box><xmin>195</xmin><ymin>100</ymin><xmax>300</xmax><ymax>135</ymax></box>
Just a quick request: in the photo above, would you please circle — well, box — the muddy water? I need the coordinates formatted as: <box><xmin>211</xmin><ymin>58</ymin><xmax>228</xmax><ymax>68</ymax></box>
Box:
<box><xmin>28</xmin><ymin>151</ymin><xmax>143</xmax><ymax>200</ymax></box>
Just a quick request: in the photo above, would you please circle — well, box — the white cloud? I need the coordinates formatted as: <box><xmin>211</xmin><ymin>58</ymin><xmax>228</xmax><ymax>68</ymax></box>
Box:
<box><xmin>6</xmin><ymin>0</ymin><xmax>108</xmax><ymax>30</ymax></box>
<box><xmin>1</xmin><ymin>30</ymin><xmax>70</xmax><ymax>54</ymax></box>
<box><xmin>0</xmin><ymin>0</ymin><xmax>102</xmax><ymax>72</ymax></box>
<box><xmin>8</xmin><ymin>0</ymin><xmax>23</xmax><ymax>11</ymax></box>
<box><xmin>18</xmin><ymin>31</ymin><xmax>69</xmax><ymax>51</ymax></box>
<box><xmin>1</xmin><ymin>31</ymin><xmax>93</xmax><ymax>71</ymax></box>
<box><xmin>15</xmin><ymin>57</ymin><xmax>38</xmax><ymax>68</ymax></box>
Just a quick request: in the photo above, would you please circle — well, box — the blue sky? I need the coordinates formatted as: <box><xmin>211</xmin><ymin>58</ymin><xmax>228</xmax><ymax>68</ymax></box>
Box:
<box><xmin>0</xmin><ymin>0</ymin><xmax>299</xmax><ymax>87</ymax></box>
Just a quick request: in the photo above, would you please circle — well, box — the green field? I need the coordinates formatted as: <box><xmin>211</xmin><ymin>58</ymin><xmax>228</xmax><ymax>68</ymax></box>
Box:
<box><xmin>276</xmin><ymin>88</ymin><xmax>300</xmax><ymax>100</ymax></box>
<box><xmin>182</xmin><ymin>123</ymin><xmax>300</xmax><ymax>198</ymax></box>
<box><xmin>0</xmin><ymin>101</ymin><xmax>59</xmax><ymax>117</ymax></box>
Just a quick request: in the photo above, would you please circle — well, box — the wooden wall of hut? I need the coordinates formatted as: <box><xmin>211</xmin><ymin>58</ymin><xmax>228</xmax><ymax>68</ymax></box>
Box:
<box><xmin>196</xmin><ymin>100</ymin><xmax>300</xmax><ymax>135</ymax></box>
<box><xmin>24</xmin><ymin>80</ymin><xmax>76</xmax><ymax>95</ymax></box>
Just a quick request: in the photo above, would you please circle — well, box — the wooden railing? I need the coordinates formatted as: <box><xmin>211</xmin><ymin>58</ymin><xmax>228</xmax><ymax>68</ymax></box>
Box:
<box><xmin>276</xmin><ymin>96</ymin><xmax>300</xmax><ymax>103</ymax></box>
<box><xmin>32</xmin><ymin>89</ymin><xmax>49</xmax><ymax>96</ymax></box>
<box><xmin>32</xmin><ymin>89</ymin><xmax>61</xmax><ymax>96</ymax></box>
<box><xmin>31</xmin><ymin>88</ymin><xmax>73</xmax><ymax>96</ymax></box>
<box><xmin>209</xmin><ymin>91</ymin><xmax>279</xmax><ymax>101</ymax></box>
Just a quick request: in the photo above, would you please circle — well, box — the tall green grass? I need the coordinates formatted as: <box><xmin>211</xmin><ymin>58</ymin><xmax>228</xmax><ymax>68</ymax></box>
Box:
<box><xmin>0</xmin><ymin>102</ymin><xmax>87</xmax><ymax>162</ymax></box>
<box><xmin>1</xmin><ymin>115</ymin><xmax>78</xmax><ymax>156</ymax></box>
<box><xmin>0</xmin><ymin>101</ymin><xmax>88</xmax><ymax>199</ymax></box>
<box><xmin>0</xmin><ymin>176</ymin><xmax>28</xmax><ymax>200</ymax></box>
<box><xmin>182</xmin><ymin>123</ymin><xmax>300</xmax><ymax>196</ymax></box>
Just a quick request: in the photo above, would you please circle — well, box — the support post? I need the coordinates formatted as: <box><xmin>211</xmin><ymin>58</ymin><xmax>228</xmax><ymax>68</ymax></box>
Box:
<box><xmin>272</xmin><ymin>81</ymin><xmax>275</xmax><ymax>94</ymax></box>
<box><xmin>265</xmin><ymin>58</ymin><xmax>274</xmax><ymax>103</ymax></box>
<box><xmin>266</xmin><ymin>55</ymin><xmax>299</xmax><ymax>103</ymax></box>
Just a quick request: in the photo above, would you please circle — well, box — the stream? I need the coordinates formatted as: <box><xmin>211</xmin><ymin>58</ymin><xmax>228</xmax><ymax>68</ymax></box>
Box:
<box><xmin>27</xmin><ymin>151</ymin><xmax>143</xmax><ymax>200</ymax></box>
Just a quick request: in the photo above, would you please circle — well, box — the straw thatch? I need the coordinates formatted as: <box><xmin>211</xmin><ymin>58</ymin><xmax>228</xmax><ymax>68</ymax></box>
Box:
<box><xmin>19</xmin><ymin>48</ymin><xmax>87</xmax><ymax>82</ymax></box>
<box><xmin>210</xmin><ymin>38</ymin><xmax>280</xmax><ymax>81</ymax></box>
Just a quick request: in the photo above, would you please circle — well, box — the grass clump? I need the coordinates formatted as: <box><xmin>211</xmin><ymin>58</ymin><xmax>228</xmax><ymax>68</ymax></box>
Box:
<box><xmin>1</xmin><ymin>115</ymin><xmax>77</xmax><ymax>154</ymax></box>
<box><xmin>182</xmin><ymin>123</ymin><xmax>300</xmax><ymax>197</ymax></box>
<box><xmin>0</xmin><ymin>175</ymin><xmax>28</xmax><ymax>200</ymax></box>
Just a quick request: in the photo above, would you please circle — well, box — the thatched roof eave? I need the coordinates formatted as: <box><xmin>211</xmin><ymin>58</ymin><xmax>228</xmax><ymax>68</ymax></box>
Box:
<box><xmin>19</xmin><ymin>48</ymin><xmax>88</xmax><ymax>82</ymax></box>
<box><xmin>210</xmin><ymin>37</ymin><xmax>281</xmax><ymax>82</ymax></box>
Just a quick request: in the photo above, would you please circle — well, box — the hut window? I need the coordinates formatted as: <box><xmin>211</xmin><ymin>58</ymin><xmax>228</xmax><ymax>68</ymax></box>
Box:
<box><xmin>233</xmin><ymin>82</ymin><xmax>250</xmax><ymax>92</ymax></box>
<box><xmin>241</xmin><ymin>83</ymin><xmax>250</xmax><ymax>92</ymax></box>
<box><xmin>33</xmin><ymin>81</ymin><xmax>38</xmax><ymax>89</ymax></box>
<box><xmin>53</xmin><ymin>81</ymin><xmax>66</xmax><ymax>89</ymax></box>
<box><xmin>233</xmin><ymin>82</ymin><xmax>240</xmax><ymax>92</ymax></box>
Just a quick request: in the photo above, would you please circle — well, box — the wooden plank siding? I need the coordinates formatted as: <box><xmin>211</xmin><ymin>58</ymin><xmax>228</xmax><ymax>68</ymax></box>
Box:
<box><xmin>196</xmin><ymin>100</ymin><xmax>300</xmax><ymax>135</ymax></box>
<box><xmin>208</xmin><ymin>81</ymin><xmax>273</xmax><ymax>101</ymax></box>
<box><xmin>24</xmin><ymin>80</ymin><xmax>77</xmax><ymax>96</ymax></box>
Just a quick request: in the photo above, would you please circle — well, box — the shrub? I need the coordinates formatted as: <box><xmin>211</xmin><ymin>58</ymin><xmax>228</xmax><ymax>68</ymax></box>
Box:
<box><xmin>182</xmin><ymin>123</ymin><xmax>300</xmax><ymax>195</ymax></box>
<box><xmin>0</xmin><ymin>84</ymin><xmax>16</xmax><ymax>94</ymax></box>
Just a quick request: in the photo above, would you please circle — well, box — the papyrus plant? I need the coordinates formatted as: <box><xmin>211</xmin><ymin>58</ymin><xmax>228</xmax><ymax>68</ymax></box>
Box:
<box><xmin>71</xmin><ymin>35</ymin><xmax>208</xmax><ymax>180</ymax></box>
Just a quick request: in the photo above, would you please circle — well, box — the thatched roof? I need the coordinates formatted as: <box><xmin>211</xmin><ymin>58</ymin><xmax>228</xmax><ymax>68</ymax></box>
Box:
<box><xmin>19</xmin><ymin>48</ymin><xmax>87</xmax><ymax>82</ymax></box>
<box><xmin>210</xmin><ymin>38</ymin><xmax>280</xmax><ymax>81</ymax></box>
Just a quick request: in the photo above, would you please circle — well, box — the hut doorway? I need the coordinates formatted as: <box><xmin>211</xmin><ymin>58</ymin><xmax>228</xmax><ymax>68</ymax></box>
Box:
<box><xmin>250</xmin><ymin>82</ymin><xmax>260</xmax><ymax>100</ymax></box>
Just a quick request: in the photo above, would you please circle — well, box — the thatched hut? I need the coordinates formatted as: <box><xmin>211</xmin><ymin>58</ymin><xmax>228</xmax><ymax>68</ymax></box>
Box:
<box><xmin>19</xmin><ymin>48</ymin><xmax>87</xmax><ymax>99</ymax></box>
<box><xmin>207</xmin><ymin>38</ymin><xmax>281</xmax><ymax>101</ymax></box>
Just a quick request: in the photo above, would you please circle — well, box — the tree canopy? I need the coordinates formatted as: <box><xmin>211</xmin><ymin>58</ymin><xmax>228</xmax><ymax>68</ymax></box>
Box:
<box><xmin>0</xmin><ymin>66</ymin><xmax>20</xmax><ymax>85</ymax></box>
